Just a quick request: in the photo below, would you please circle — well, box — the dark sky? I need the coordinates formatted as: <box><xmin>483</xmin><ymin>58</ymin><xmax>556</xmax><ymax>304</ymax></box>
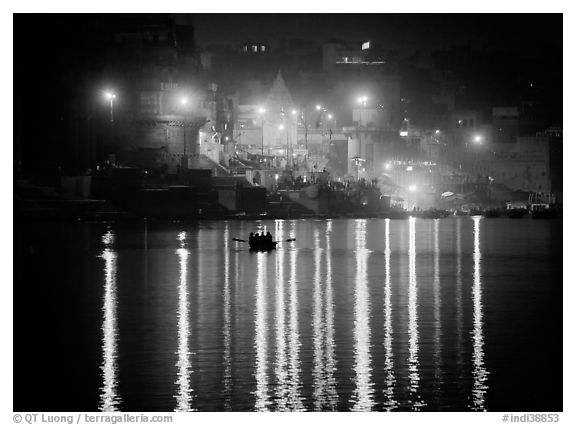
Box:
<box><xmin>189</xmin><ymin>13</ymin><xmax>562</xmax><ymax>53</ymax></box>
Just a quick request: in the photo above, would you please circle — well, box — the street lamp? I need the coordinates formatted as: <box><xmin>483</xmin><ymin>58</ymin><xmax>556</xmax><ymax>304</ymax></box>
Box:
<box><xmin>357</xmin><ymin>95</ymin><xmax>368</xmax><ymax>126</ymax></box>
<box><xmin>257</xmin><ymin>107</ymin><xmax>266</xmax><ymax>158</ymax></box>
<box><xmin>104</xmin><ymin>91</ymin><xmax>117</xmax><ymax>123</ymax></box>
<box><xmin>180</xmin><ymin>96</ymin><xmax>190</xmax><ymax>156</ymax></box>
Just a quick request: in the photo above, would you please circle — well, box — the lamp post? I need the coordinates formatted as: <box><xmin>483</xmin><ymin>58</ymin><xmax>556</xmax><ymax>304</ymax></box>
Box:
<box><xmin>257</xmin><ymin>107</ymin><xmax>266</xmax><ymax>158</ymax></box>
<box><xmin>105</xmin><ymin>91</ymin><xmax>116</xmax><ymax>123</ymax></box>
<box><xmin>104</xmin><ymin>91</ymin><xmax>117</xmax><ymax>156</ymax></box>
<box><xmin>180</xmin><ymin>97</ymin><xmax>189</xmax><ymax>156</ymax></box>
<box><xmin>472</xmin><ymin>134</ymin><xmax>483</xmax><ymax>179</ymax></box>
<box><xmin>357</xmin><ymin>96</ymin><xmax>367</xmax><ymax>127</ymax></box>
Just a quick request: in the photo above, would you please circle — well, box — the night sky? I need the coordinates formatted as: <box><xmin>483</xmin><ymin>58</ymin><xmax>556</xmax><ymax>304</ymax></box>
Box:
<box><xmin>190</xmin><ymin>13</ymin><xmax>561</xmax><ymax>52</ymax></box>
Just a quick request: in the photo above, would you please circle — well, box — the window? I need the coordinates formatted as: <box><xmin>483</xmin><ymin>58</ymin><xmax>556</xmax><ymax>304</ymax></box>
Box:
<box><xmin>252</xmin><ymin>45</ymin><xmax>257</xmax><ymax>52</ymax></box>
<box><xmin>243</xmin><ymin>45</ymin><xmax>248</xmax><ymax>52</ymax></box>
<box><xmin>261</xmin><ymin>45</ymin><xmax>266</xmax><ymax>52</ymax></box>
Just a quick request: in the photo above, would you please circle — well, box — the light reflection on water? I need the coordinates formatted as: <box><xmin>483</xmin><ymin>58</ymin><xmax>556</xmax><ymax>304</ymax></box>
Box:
<box><xmin>433</xmin><ymin>219</ymin><xmax>443</xmax><ymax>405</ymax></box>
<box><xmin>287</xmin><ymin>221</ymin><xmax>304</xmax><ymax>410</ymax></box>
<box><xmin>254</xmin><ymin>250</ymin><xmax>269</xmax><ymax>411</ymax></box>
<box><xmin>382</xmin><ymin>218</ymin><xmax>397</xmax><ymax>411</ymax></box>
<box><xmin>222</xmin><ymin>224</ymin><xmax>232</xmax><ymax>410</ymax></box>
<box><xmin>407</xmin><ymin>217</ymin><xmax>425</xmax><ymax>410</ymax></box>
<box><xmin>86</xmin><ymin>218</ymin><xmax>563</xmax><ymax>411</ymax></box>
<box><xmin>350</xmin><ymin>219</ymin><xmax>375</xmax><ymax>411</ymax></box>
<box><xmin>174</xmin><ymin>231</ymin><xmax>193</xmax><ymax>411</ymax></box>
<box><xmin>99</xmin><ymin>229</ymin><xmax>121</xmax><ymax>412</ymax></box>
<box><xmin>471</xmin><ymin>217</ymin><xmax>489</xmax><ymax>411</ymax></box>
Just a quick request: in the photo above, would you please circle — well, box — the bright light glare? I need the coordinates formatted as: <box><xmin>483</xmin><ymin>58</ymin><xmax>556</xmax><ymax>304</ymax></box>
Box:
<box><xmin>279</xmin><ymin>124</ymin><xmax>284</xmax><ymax>130</ymax></box>
<box><xmin>291</xmin><ymin>109</ymin><xmax>297</xmax><ymax>115</ymax></box>
<box><xmin>474</xmin><ymin>135</ymin><xmax>483</xmax><ymax>143</ymax></box>
<box><xmin>258</xmin><ymin>107</ymin><xmax>266</xmax><ymax>114</ymax></box>
<box><xmin>104</xmin><ymin>91</ymin><xmax>116</xmax><ymax>100</ymax></box>
<box><xmin>384</xmin><ymin>163</ymin><xmax>392</xmax><ymax>170</ymax></box>
<box><xmin>406</xmin><ymin>166</ymin><xmax>413</xmax><ymax>171</ymax></box>
<box><xmin>435</xmin><ymin>129</ymin><xmax>440</xmax><ymax>135</ymax></box>
<box><xmin>327</xmin><ymin>114</ymin><xmax>333</xmax><ymax>120</ymax></box>
<box><xmin>316</xmin><ymin>105</ymin><xmax>322</xmax><ymax>110</ymax></box>
<box><xmin>408</xmin><ymin>185</ymin><xmax>417</xmax><ymax>192</ymax></box>
<box><xmin>400</xmin><ymin>131</ymin><xmax>409</xmax><ymax>137</ymax></box>
<box><xmin>180</xmin><ymin>97</ymin><xmax>189</xmax><ymax>105</ymax></box>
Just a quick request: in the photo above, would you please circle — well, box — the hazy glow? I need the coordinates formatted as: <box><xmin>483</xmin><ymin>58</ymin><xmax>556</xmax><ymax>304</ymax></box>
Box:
<box><xmin>316</xmin><ymin>104</ymin><xmax>322</xmax><ymax>110</ymax></box>
<box><xmin>279</xmin><ymin>124</ymin><xmax>284</xmax><ymax>130</ymax></box>
<box><xmin>384</xmin><ymin>163</ymin><xmax>392</xmax><ymax>170</ymax></box>
<box><xmin>291</xmin><ymin>109</ymin><xmax>297</xmax><ymax>115</ymax></box>
<box><xmin>474</xmin><ymin>135</ymin><xmax>483</xmax><ymax>144</ymax></box>
<box><xmin>408</xmin><ymin>185</ymin><xmax>417</xmax><ymax>192</ymax></box>
<box><xmin>383</xmin><ymin>219</ymin><xmax>397</xmax><ymax>410</ymax></box>
<box><xmin>471</xmin><ymin>217</ymin><xmax>489</xmax><ymax>411</ymax></box>
<box><xmin>327</xmin><ymin>114</ymin><xmax>333</xmax><ymax>120</ymax></box>
<box><xmin>175</xmin><ymin>233</ymin><xmax>193</xmax><ymax>411</ymax></box>
<box><xmin>104</xmin><ymin>91</ymin><xmax>116</xmax><ymax>100</ymax></box>
<box><xmin>400</xmin><ymin>131</ymin><xmax>409</xmax><ymax>137</ymax></box>
<box><xmin>99</xmin><ymin>230</ymin><xmax>121</xmax><ymax>411</ymax></box>
<box><xmin>350</xmin><ymin>219</ymin><xmax>374</xmax><ymax>411</ymax></box>
<box><xmin>406</xmin><ymin>166</ymin><xmax>413</xmax><ymax>171</ymax></box>
<box><xmin>258</xmin><ymin>107</ymin><xmax>266</xmax><ymax>114</ymax></box>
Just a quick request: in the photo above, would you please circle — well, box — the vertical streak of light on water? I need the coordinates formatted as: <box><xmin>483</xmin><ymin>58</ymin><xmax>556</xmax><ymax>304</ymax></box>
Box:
<box><xmin>471</xmin><ymin>217</ymin><xmax>489</xmax><ymax>411</ymax></box>
<box><xmin>433</xmin><ymin>219</ymin><xmax>443</xmax><ymax>404</ymax></box>
<box><xmin>312</xmin><ymin>229</ymin><xmax>325</xmax><ymax>410</ymax></box>
<box><xmin>288</xmin><ymin>221</ymin><xmax>304</xmax><ymax>410</ymax></box>
<box><xmin>99</xmin><ymin>230</ymin><xmax>121</xmax><ymax>411</ymax></box>
<box><xmin>456</xmin><ymin>219</ymin><xmax>463</xmax><ymax>386</ymax></box>
<box><xmin>383</xmin><ymin>218</ymin><xmax>397</xmax><ymax>411</ymax></box>
<box><xmin>222</xmin><ymin>224</ymin><xmax>232</xmax><ymax>410</ymax></box>
<box><xmin>274</xmin><ymin>220</ymin><xmax>288</xmax><ymax>411</ymax></box>
<box><xmin>254</xmin><ymin>251</ymin><xmax>270</xmax><ymax>411</ymax></box>
<box><xmin>325</xmin><ymin>221</ymin><xmax>338</xmax><ymax>410</ymax></box>
<box><xmin>408</xmin><ymin>217</ymin><xmax>424</xmax><ymax>410</ymax></box>
<box><xmin>175</xmin><ymin>231</ymin><xmax>193</xmax><ymax>411</ymax></box>
<box><xmin>350</xmin><ymin>219</ymin><xmax>374</xmax><ymax>411</ymax></box>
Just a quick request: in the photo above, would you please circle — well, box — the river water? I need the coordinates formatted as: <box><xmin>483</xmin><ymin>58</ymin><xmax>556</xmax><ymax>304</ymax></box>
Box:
<box><xmin>14</xmin><ymin>217</ymin><xmax>562</xmax><ymax>412</ymax></box>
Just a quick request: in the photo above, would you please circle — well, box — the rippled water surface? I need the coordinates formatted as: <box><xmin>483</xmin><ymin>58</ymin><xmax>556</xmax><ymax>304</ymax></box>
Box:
<box><xmin>14</xmin><ymin>218</ymin><xmax>562</xmax><ymax>411</ymax></box>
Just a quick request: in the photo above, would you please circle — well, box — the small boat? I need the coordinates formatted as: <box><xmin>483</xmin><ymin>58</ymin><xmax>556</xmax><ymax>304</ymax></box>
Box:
<box><xmin>249</xmin><ymin>240</ymin><xmax>277</xmax><ymax>251</ymax></box>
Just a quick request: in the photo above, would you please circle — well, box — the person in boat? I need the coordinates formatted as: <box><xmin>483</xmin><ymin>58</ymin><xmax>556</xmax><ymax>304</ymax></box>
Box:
<box><xmin>265</xmin><ymin>232</ymin><xmax>273</xmax><ymax>243</ymax></box>
<box><xmin>249</xmin><ymin>232</ymin><xmax>255</xmax><ymax>244</ymax></box>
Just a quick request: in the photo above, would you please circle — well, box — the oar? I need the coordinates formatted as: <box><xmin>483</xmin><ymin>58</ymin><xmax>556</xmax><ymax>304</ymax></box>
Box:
<box><xmin>232</xmin><ymin>238</ymin><xmax>247</xmax><ymax>242</ymax></box>
<box><xmin>274</xmin><ymin>238</ymin><xmax>296</xmax><ymax>243</ymax></box>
